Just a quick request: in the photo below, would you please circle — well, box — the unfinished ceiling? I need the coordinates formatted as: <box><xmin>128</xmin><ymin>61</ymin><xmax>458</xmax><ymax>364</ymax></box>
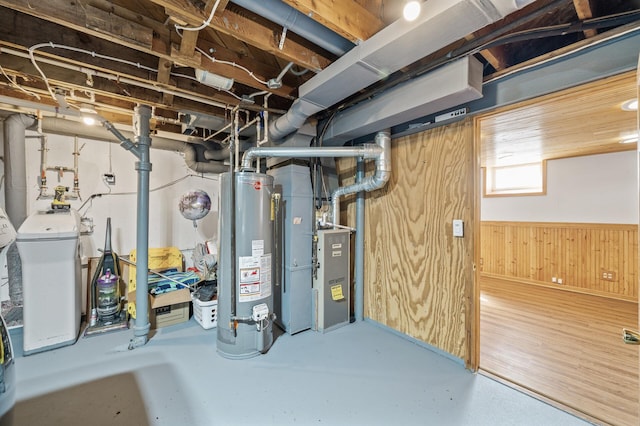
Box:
<box><xmin>0</xmin><ymin>0</ymin><xmax>638</xmax><ymax>142</ymax></box>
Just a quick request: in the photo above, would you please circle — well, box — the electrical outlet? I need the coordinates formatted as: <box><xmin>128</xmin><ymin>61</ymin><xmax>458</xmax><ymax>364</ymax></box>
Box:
<box><xmin>551</xmin><ymin>277</ymin><xmax>557</xmax><ymax>283</ymax></box>
<box><xmin>600</xmin><ymin>270</ymin><xmax>617</xmax><ymax>281</ymax></box>
<box><xmin>557</xmin><ymin>278</ymin><xmax>563</xmax><ymax>285</ymax></box>
<box><xmin>435</xmin><ymin>107</ymin><xmax>468</xmax><ymax>122</ymax></box>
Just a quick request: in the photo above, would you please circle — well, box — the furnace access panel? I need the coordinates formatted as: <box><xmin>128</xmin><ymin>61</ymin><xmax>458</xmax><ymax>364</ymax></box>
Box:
<box><xmin>313</xmin><ymin>229</ymin><xmax>350</xmax><ymax>332</ymax></box>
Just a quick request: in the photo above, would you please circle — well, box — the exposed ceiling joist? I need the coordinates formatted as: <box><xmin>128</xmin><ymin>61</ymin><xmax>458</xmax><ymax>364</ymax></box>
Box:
<box><xmin>0</xmin><ymin>0</ymin><xmax>636</xmax><ymax>148</ymax></box>
<box><xmin>282</xmin><ymin>0</ymin><xmax>385</xmax><ymax>42</ymax></box>
<box><xmin>147</xmin><ymin>0</ymin><xmax>332</xmax><ymax>71</ymax></box>
<box><xmin>572</xmin><ymin>0</ymin><xmax>597</xmax><ymax>37</ymax></box>
<box><xmin>0</xmin><ymin>0</ymin><xmax>295</xmax><ymax>98</ymax></box>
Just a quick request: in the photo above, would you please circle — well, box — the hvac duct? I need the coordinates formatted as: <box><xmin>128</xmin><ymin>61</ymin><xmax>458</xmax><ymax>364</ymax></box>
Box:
<box><xmin>240</xmin><ymin>130</ymin><xmax>391</xmax><ymax>225</ymax></box>
<box><xmin>269</xmin><ymin>0</ymin><xmax>536</xmax><ymax>141</ymax></box>
<box><xmin>241</xmin><ymin>144</ymin><xmax>382</xmax><ymax>171</ymax></box>
<box><xmin>230</xmin><ymin>0</ymin><xmax>354</xmax><ymax>57</ymax></box>
<box><xmin>39</xmin><ymin>117</ymin><xmax>228</xmax><ymax>174</ymax></box>
<box><xmin>323</xmin><ymin>56</ymin><xmax>483</xmax><ymax>145</ymax></box>
<box><xmin>331</xmin><ymin>131</ymin><xmax>390</xmax><ymax>226</ymax></box>
<box><xmin>3</xmin><ymin>114</ymin><xmax>37</xmax><ymax>228</ymax></box>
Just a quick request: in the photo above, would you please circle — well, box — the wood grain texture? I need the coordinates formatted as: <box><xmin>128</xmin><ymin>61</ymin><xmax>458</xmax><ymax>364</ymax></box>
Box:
<box><xmin>338</xmin><ymin>119</ymin><xmax>475</xmax><ymax>359</ymax></box>
<box><xmin>480</xmin><ymin>276</ymin><xmax>639</xmax><ymax>426</ymax></box>
<box><xmin>479</xmin><ymin>71</ymin><xmax>637</xmax><ymax>168</ymax></box>
<box><xmin>481</xmin><ymin>221</ymin><xmax>638</xmax><ymax>301</ymax></box>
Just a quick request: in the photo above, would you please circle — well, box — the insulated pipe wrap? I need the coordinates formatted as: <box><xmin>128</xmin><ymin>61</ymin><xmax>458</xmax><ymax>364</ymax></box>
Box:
<box><xmin>40</xmin><ymin>117</ymin><xmax>226</xmax><ymax>174</ymax></box>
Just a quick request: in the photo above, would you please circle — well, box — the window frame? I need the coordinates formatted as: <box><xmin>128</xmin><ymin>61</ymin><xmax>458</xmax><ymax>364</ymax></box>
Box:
<box><xmin>482</xmin><ymin>160</ymin><xmax>547</xmax><ymax>197</ymax></box>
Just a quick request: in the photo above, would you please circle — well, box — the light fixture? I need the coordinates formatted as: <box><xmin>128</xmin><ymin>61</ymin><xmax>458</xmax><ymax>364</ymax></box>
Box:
<box><xmin>621</xmin><ymin>98</ymin><xmax>638</xmax><ymax>111</ymax></box>
<box><xmin>79</xmin><ymin>103</ymin><xmax>98</xmax><ymax>126</ymax></box>
<box><xmin>403</xmin><ymin>1</ymin><xmax>421</xmax><ymax>22</ymax></box>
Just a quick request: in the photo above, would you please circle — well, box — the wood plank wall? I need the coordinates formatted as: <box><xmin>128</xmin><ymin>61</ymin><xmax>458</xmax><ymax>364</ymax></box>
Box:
<box><xmin>337</xmin><ymin>119</ymin><xmax>476</xmax><ymax>361</ymax></box>
<box><xmin>480</xmin><ymin>221</ymin><xmax>638</xmax><ymax>301</ymax></box>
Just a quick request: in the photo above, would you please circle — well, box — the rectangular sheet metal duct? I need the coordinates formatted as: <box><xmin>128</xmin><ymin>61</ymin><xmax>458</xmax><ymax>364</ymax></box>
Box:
<box><xmin>270</xmin><ymin>0</ymin><xmax>535</xmax><ymax>140</ymax></box>
<box><xmin>322</xmin><ymin>56</ymin><xmax>483</xmax><ymax>145</ymax></box>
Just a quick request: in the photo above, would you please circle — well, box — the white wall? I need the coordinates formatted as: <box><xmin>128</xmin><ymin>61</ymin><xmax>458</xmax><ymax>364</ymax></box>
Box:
<box><xmin>481</xmin><ymin>151</ymin><xmax>638</xmax><ymax>224</ymax></box>
<box><xmin>12</xmin><ymin>131</ymin><xmax>219</xmax><ymax>258</ymax></box>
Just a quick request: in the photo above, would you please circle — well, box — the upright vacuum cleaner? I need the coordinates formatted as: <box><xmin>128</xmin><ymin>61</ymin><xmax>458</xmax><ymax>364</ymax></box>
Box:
<box><xmin>85</xmin><ymin>217</ymin><xmax>128</xmax><ymax>336</ymax></box>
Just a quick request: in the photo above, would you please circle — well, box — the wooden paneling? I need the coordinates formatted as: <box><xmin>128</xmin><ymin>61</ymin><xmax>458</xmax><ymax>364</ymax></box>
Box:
<box><xmin>481</xmin><ymin>221</ymin><xmax>638</xmax><ymax>301</ymax></box>
<box><xmin>480</xmin><ymin>276</ymin><xmax>639</xmax><ymax>426</ymax></box>
<box><xmin>338</xmin><ymin>119</ymin><xmax>475</xmax><ymax>360</ymax></box>
<box><xmin>479</xmin><ymin>71</ymin><xmax>637</xmax><ymax>168</ymax></box>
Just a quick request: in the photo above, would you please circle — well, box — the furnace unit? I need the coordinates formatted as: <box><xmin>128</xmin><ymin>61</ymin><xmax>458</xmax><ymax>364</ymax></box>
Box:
<box><xmin>313</xmin><ymin>229</ymin><xmax>350</xmax><ymax>332</ymax></box>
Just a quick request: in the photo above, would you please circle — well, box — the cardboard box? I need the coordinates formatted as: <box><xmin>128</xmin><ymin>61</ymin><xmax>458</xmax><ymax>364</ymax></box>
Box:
<box><xmin>129</xmin><ymin>287</ymin><xmax>192</xmax><ymax>329</ymax></box>
<box><xmin>123</xmin><ymin>247</ymin><xmax>191</xmax><ymax>328</ymax></box>
<box><xmin>150</xmin><ymin>288</ymin><xmax>192</xmax><ymax>329</ymax></box>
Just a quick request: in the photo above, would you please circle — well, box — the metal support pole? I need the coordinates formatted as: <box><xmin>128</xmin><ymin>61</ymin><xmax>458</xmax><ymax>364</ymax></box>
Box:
<box><xmin>355</xmin><ymin>158</ymin><xmax>365</xmax><ymax>322</ymax></box>
<box><xmin>130</xmin><ymin>104</ymin><xmax>152</xmax><ymax>349</ymax></box>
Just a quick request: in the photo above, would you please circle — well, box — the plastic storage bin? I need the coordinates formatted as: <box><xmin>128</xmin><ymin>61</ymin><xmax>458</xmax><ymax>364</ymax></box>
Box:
<box><xmin>193</xmin><ymin>297</ymin><xmax>217</xmax><ymax>329</ymax></box>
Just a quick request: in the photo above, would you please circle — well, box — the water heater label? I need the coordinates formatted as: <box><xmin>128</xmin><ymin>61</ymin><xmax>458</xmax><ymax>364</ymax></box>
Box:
<box><xmin>238</xmin><ymin>254</ymin><xmax>272</xmax><ymax>302</ymax></box>
<box><xmin>252</xmin><ymin>239</ymin><xmax>264</xmax><ymax>256</ymax></box>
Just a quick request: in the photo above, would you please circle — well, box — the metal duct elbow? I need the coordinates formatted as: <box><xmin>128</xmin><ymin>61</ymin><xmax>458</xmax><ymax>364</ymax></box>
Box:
<box><xmin>331</xmin><ymin>130</ymin><xmax>391</xmax><ymax>226</ymax></box>
<box><xmin>269</xmin><ymin>98</ymin><xmax>324</xmax><ymax>142</ymax></box>
<box><xmin>366</xmin><ymin>131</ymin><xmax>391</xmax><ymax>191</ymax></box>
<box><xmin>182</xmin><ymin>144</ymin><xmax>228</xmax><ymax>174</ymax></box>
<box><xmin>203</xmin><ymin>147</ymin><xmax>230</xmax><ymax>161</ymax></box>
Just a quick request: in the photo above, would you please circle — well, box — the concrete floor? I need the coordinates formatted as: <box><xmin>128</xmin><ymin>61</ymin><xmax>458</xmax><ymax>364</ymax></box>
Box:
<box><xmin>11</xmin><ymin>319</ymin><xmax>591</xmax><ymax>426</ymax></box>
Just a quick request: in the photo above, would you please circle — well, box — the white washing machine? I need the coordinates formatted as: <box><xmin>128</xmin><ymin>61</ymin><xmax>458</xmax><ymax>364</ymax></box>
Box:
<box><xmin>16</xmin><ymin>209</ymin><xmax>81</xmax><ymax>355</ymax></box>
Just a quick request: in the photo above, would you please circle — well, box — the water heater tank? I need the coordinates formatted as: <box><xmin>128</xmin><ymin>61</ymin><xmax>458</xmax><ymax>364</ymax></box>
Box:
<box><xmin>217</xmin><ymin>172</ymin><xmax>275</xmax><ymax>359</ymax></box>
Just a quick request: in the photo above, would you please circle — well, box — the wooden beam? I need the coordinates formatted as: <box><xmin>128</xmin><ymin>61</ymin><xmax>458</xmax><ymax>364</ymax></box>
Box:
<box><xmin>0</xmin><ymin>54</ymin><xmax>235</xmax><ymax>117</ymax></box>
<box><xmin>282</xmin><ymin>0</ymin><xmax>385</xmax><ymax>42</ymax></box>
<box><xmin>147</xmin><ymin>0</ymin><xmax>331</xmax><ymax>71</ymax></box>
<box><xmin>464</xmin><ymin>35</ymin><xmax>506</xmax><ymax>71</ymax></box>
<box><xmin>572</xmin><ymin>0</ymin><xmax>597</xmax><ymax>38</ymax></box>
<box><xmin>84</xmin><ymin>4</ymin><xmax>153</xmax><ymax>49</ymax></box>
<box><xmin>0</xmin><ymin>2</ymin><xmax>296</xmax><ymax>97</ymax></box>
<box><xmin>157</xmin><ymin>57</ymin><xmax>175</xmax><ymax>105</ymax></box>
<box><xmin>172</xmin><ymin>29</ymin><xmax>202</xmax><ymax>66</ymax></box>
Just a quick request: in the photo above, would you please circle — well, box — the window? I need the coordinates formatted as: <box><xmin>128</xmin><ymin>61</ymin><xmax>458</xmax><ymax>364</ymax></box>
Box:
<box><xmin>483</xmin><ymin>161</ymin><xmax>546</xmax><ymax>196</ymax></box>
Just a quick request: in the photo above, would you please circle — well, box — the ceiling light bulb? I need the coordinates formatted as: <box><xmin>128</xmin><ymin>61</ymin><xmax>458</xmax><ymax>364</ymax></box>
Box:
<box><xmin>403</xmin><ymin>1</ymin><xmax>421</xmax><ymax>22</ymax></box>
<box><xmin>621</xmin><ymin>98</ymin><xmax>638</xmax><ymax>111</ymax></box>
<box><xmin>83</xmin><ymin>116</ymin><xmax>96</xmax><ymax>126</ymax></box>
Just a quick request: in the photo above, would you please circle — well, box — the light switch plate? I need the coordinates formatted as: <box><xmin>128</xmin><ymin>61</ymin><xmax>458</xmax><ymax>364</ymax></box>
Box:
<box><xmin>453</xmin><ymin>219</ymin><xmax>464</xmax><ymax>237</ymax></box>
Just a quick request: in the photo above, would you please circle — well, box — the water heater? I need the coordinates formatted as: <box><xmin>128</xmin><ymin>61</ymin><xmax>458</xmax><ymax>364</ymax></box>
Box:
<box><xmin>217</xmin><ymin>172</ymin><xmax>275</xmax><ymax>359</ymax></box>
